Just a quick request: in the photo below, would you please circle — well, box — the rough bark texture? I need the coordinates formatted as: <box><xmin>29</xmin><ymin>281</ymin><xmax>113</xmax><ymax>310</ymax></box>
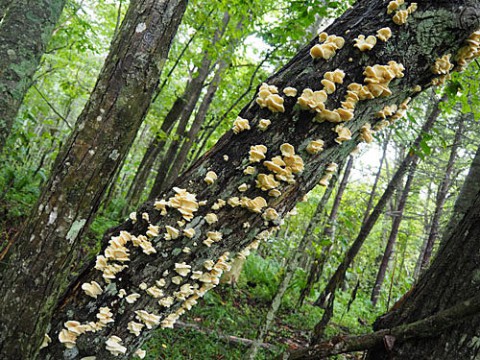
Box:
<box><xmin>419</xmin><ymin>113</ymin><xmax>465</xmax><ymax>272</ymax></box>
<box><xmin>366</xmin><ymin>184</ymin><xmax>480</xmax><ymax>359</ymax></box>
<box><xmin>0</xmin><ymin>0</ymin><xmax>67</xmax><ymax>152</ymax></box>
<box><xmin>371</xmin><ymin>158</ymin><xmax>418</xmax><ymax>306</ymax></box>
<box><xmin>312</xmin><ymin>95</ymin><xmax>444</xmax><ymax>341</ymax></box>
<box><xmin>0</xmin><ymin>0</ymin><xmax>187</xmax><ymax>357</ymax></box>
<box><xmin>22</xmin><ymin>1</ymin><xmax>479</xmax><ymax>358</ymax></box>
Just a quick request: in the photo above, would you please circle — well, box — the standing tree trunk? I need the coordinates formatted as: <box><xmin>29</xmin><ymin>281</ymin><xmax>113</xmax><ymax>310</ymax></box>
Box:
<box><xmin>0</xmin><ymin>0</ymin><xmax>67</xmax><ymax>152</ymax></box>
<box><xmin>418</xmin><ymin>113</ymin><xmax>466</xmax><ymax>271</ymax></box>
<box><xmin>363</xmin><ymin>130</ymin><xmax>391</xmax><ymax>224</ymax></box>
<box><xmin>0</xmin><ymin>0</ymin><xmax>187</xmax><ymax>357</ymax></box>
<box><xmin>160</xmin><ymin>60</ymin><xmax>229</xmax><ymax>191</ymax></box>
<box><xmin>366</xmin><ymin>160</ymin><xmax>480</xmax><ymax>360</ymax></box>
<box><xmin>246</xmin><ymin>161</ymin><xmax>348</xmax><ymax>359</ymax></box>
<box><xmin>124</xmin><ymin>12</ymin><xmax>231</xmax><ymax>209</ymax></box>
<box><xmin>371</xmin><ymin>158</ymin><xmax>418</xmax><ymax>306</ymax></box>
<box><xmin>1</xmin><ymin>1</ymin><xmax>475</xmax><ymax>358</ymax></box>
<box><xmin>413</xmin><ymin>176</ymin><xmax>434</xmax><ymax>279</ymax></box>
<box><xmin>311</xmin><ymin>94</ymin><xmax>446</xmax><ymax>342</ymax></box>
<box><xmin>298</xmin><ymin>156</ymin><xmax>353</xmax><ymax>306</ymax></box>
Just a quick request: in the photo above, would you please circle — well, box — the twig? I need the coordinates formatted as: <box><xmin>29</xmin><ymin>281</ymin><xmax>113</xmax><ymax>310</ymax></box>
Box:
<box><xmin>174</xmin><ymin>321</ymin><xmax>278</xmax><ymax>351</ymax></box>
<box><xmin>33</xmin><ymin>86</ymin><xmax>72</xmax><ymax>130</ymax></box>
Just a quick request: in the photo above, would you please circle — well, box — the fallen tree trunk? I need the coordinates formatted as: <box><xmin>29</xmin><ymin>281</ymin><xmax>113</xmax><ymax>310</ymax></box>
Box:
<box><xmin>283</xmin><ymin>292</ymin><xmax>480</xmax><ymax>359</ymax></box>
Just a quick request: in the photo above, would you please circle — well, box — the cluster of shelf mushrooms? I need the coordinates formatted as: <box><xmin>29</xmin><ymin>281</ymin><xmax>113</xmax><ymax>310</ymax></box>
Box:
<box><xmin>41</xmin><ymin>1</ymin><xmax>480</xmax><ymax>357</ymax></box>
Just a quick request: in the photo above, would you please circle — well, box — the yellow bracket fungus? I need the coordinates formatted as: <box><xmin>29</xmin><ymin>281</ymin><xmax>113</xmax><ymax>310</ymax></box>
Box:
<box><xmin>105</xmin><ymin>336</ymin><xmax>127</xmax><ymax>356</ymax></box>
<box><xmin>376</xmin><ymin>27</ymin><xmax>392</xmax><ymax>42</ymax></box>
<box><xmin>354</xmin><ymin>35</ymin><xmax>377</xmax><ymax>51</ymax></box>
<box><xmin>135</xmin><ymin>310</ymin><xmax>161</xmax><ymax>329</ymax></box>
<box><xmin>256</xmin><ymin>173</ymin><xmax>280</xmax><ymax>191</ymax></box>
<box><xmin>243</xmin><ymin>166</ymin><xmax>256</xmax><ymax>175</ymax></box>
<box><xmin>310</xmin><ymin>33</ymin><xmax>345</xmax><ymax>60</ymax></box>
<box><xmin>211</xmin><ymin>199</ymin><xmax>226</xmax><ymax>210</ymax></box>
<box><xmin>258</xmin><ymin>119</ymin><xmax>271</xmax><ymax>131</ymax></box>
<box><xmin>174</xmin><ymin>262</ymin><xmax>191</xmax><ymax>277</ymax></box>
<box><xmin>392</xmin><ymin>9</ymin><xmax>408</xmax><ymax>25</ymax></box>
<box><xmin>204</xmin><ymin>171</ymin><xmax>218</xmax><ymax>185</ymax></box>
<box><xmin>432</xmin><ymin>54</ymin><xmax>454</xmax><ymax>74</ymax></box>
<box><xmin>456</xmin><ymin>31</ymin><xmax>480</xmax><ymax>70</ymax></box>
<box><xmin>249</xmin><ymin>144</ymin><xmax>268</xmax><ymax>163</ymax></box>
<box><xmin>238</xmin><ymin>183</ymin><xmax>249</xmax><ymax>192</ymax></box>
<box><xmin>256</xmin><ymin>83</ymin><xmax>285</xmax><ymax>112</ymax></box>
<box><xmin>167</xmin><ymin>187</ymin><xmax>199</xmax><ymax>221</ymax></box>
<box><xmin>334</xmin><ymin>125</ymin><xmax>352</xmax><ymax>144</ymax></box>
<box><xmin>164</xmin><ymin>225</ymin><xmax>180</xmax><ymax>240</ymax></box>
<box><xmin>81</xmin><ymin>281</ymin><xmax>103</xmax><ymax>299</ymax></box>
<box><xmin>262</xmin><ymin>208</ymin><xmax>279</xmax><ymax>222</ymax></box>
<box><xmin>283</xmin><ymin>87</ymin><xmax>298</xmax><ymax>97</ymax></box>
<box><xmin>360</xmin><ymin>123</ymin><xmax>374</xmax><ymax>143</ymax></box>
<box><xmin>297</xmin><ymin>88</ymin><xmax>327</xmax><ymax>112</ymax></box>
<box><xmin>268</xmin><ymin>189</ymin><xmax>281</xmax><ymax>198</ymax></box>
<box><xmin>128</xmin><ymin>321</ymin><xmax>144</xmax><ymax>337</ymax></box>
<box><xmin>204</xmin><ymin>213</ymin><xmax>218</xmax><ymax>224</ymax></box>
<box><xmin>232</xmin><ymin>117</ymin><xmax>250</xmax><ymax>134</ymax></box>
<box><xmin>306</xmin><ymin>139</ymin><xmax>325</xmax><ymax>154</ymax></box>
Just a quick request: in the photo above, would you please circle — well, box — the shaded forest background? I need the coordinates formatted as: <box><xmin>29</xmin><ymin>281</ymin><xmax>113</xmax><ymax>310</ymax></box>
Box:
<box><xmin>0</xmin><ymin>0</ymin><xmax>479</xmax><ymax>358</ymax></box>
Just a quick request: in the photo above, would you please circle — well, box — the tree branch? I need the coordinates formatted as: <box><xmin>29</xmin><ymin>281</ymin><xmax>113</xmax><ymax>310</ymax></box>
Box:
<box><xmin>282</xmin><ymin>293</ymin><xmax>480</xmax><ymax>359</ymax></box>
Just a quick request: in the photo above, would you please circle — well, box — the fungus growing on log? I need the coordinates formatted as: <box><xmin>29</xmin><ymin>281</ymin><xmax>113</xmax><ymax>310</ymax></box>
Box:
<box><xmin>354</xmin><ymin>35</ymin><xmax>377</xmax><ymax>51</ymax></box>
<box><xmin>376</xmin><ymin>27</ymin><xmax>392</xmax><ymax>41</ymax></box>
<box><xmin>232</xmin><ymin>117</ymin><xmax>250</xmax><ymax>134</ymax></box>
<box><xmin>204</xmin><ymin>171</ymin><xmax>218</xmax><ymax>185</ymax></box>
<box><xmin>81</xmin><ymin>281</ymin><xmax>103</xmax><ymax>299</ymax></box>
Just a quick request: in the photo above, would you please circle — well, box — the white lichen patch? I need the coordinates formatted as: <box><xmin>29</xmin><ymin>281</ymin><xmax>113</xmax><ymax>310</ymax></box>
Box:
<box><xmin>136</xmin><ymin>22</ymin><xmax>147</xmax><ymax>33</ymax></box>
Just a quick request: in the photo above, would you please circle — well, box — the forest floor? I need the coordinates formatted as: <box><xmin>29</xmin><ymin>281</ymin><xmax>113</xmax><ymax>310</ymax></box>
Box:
<box><xmin>144</xmin><ymin>254</ymin><xmax>370</xmax><ymax>360</ymax></box>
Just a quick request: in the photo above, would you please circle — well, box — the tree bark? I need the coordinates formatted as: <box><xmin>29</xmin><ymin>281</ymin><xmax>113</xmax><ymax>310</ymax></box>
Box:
<box><xmin>311</xmin><ymin>95</ymin><xmax>446</xmax><ymax>341</ymax></box>
<box><xmin>9</xmin><ymin>1</ymin><xmax>475</xmax><ymax>358</ymax></box>
<box><xmin>366</xmin><ymin>176</ymin><xmax>480</xmax><ymax>359</ymax></box>
<box><xmin>418</xmin><ymin>113</ymin><xmax>466</xmax><ymax>272</ymax></box>
<box><xmin>0</xmin><ymin>0</ymin><xmax>67</xmax><ymax>152</ymax></box>
<box><xmin>0</xmin><ymin>0</ymin><xmax>187</xmax><ymax>357</ymax></box>
<box><xmin>371</xmin><ymin>158</ymin><xmax>418</xmax><ymax>306</ymax></box>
